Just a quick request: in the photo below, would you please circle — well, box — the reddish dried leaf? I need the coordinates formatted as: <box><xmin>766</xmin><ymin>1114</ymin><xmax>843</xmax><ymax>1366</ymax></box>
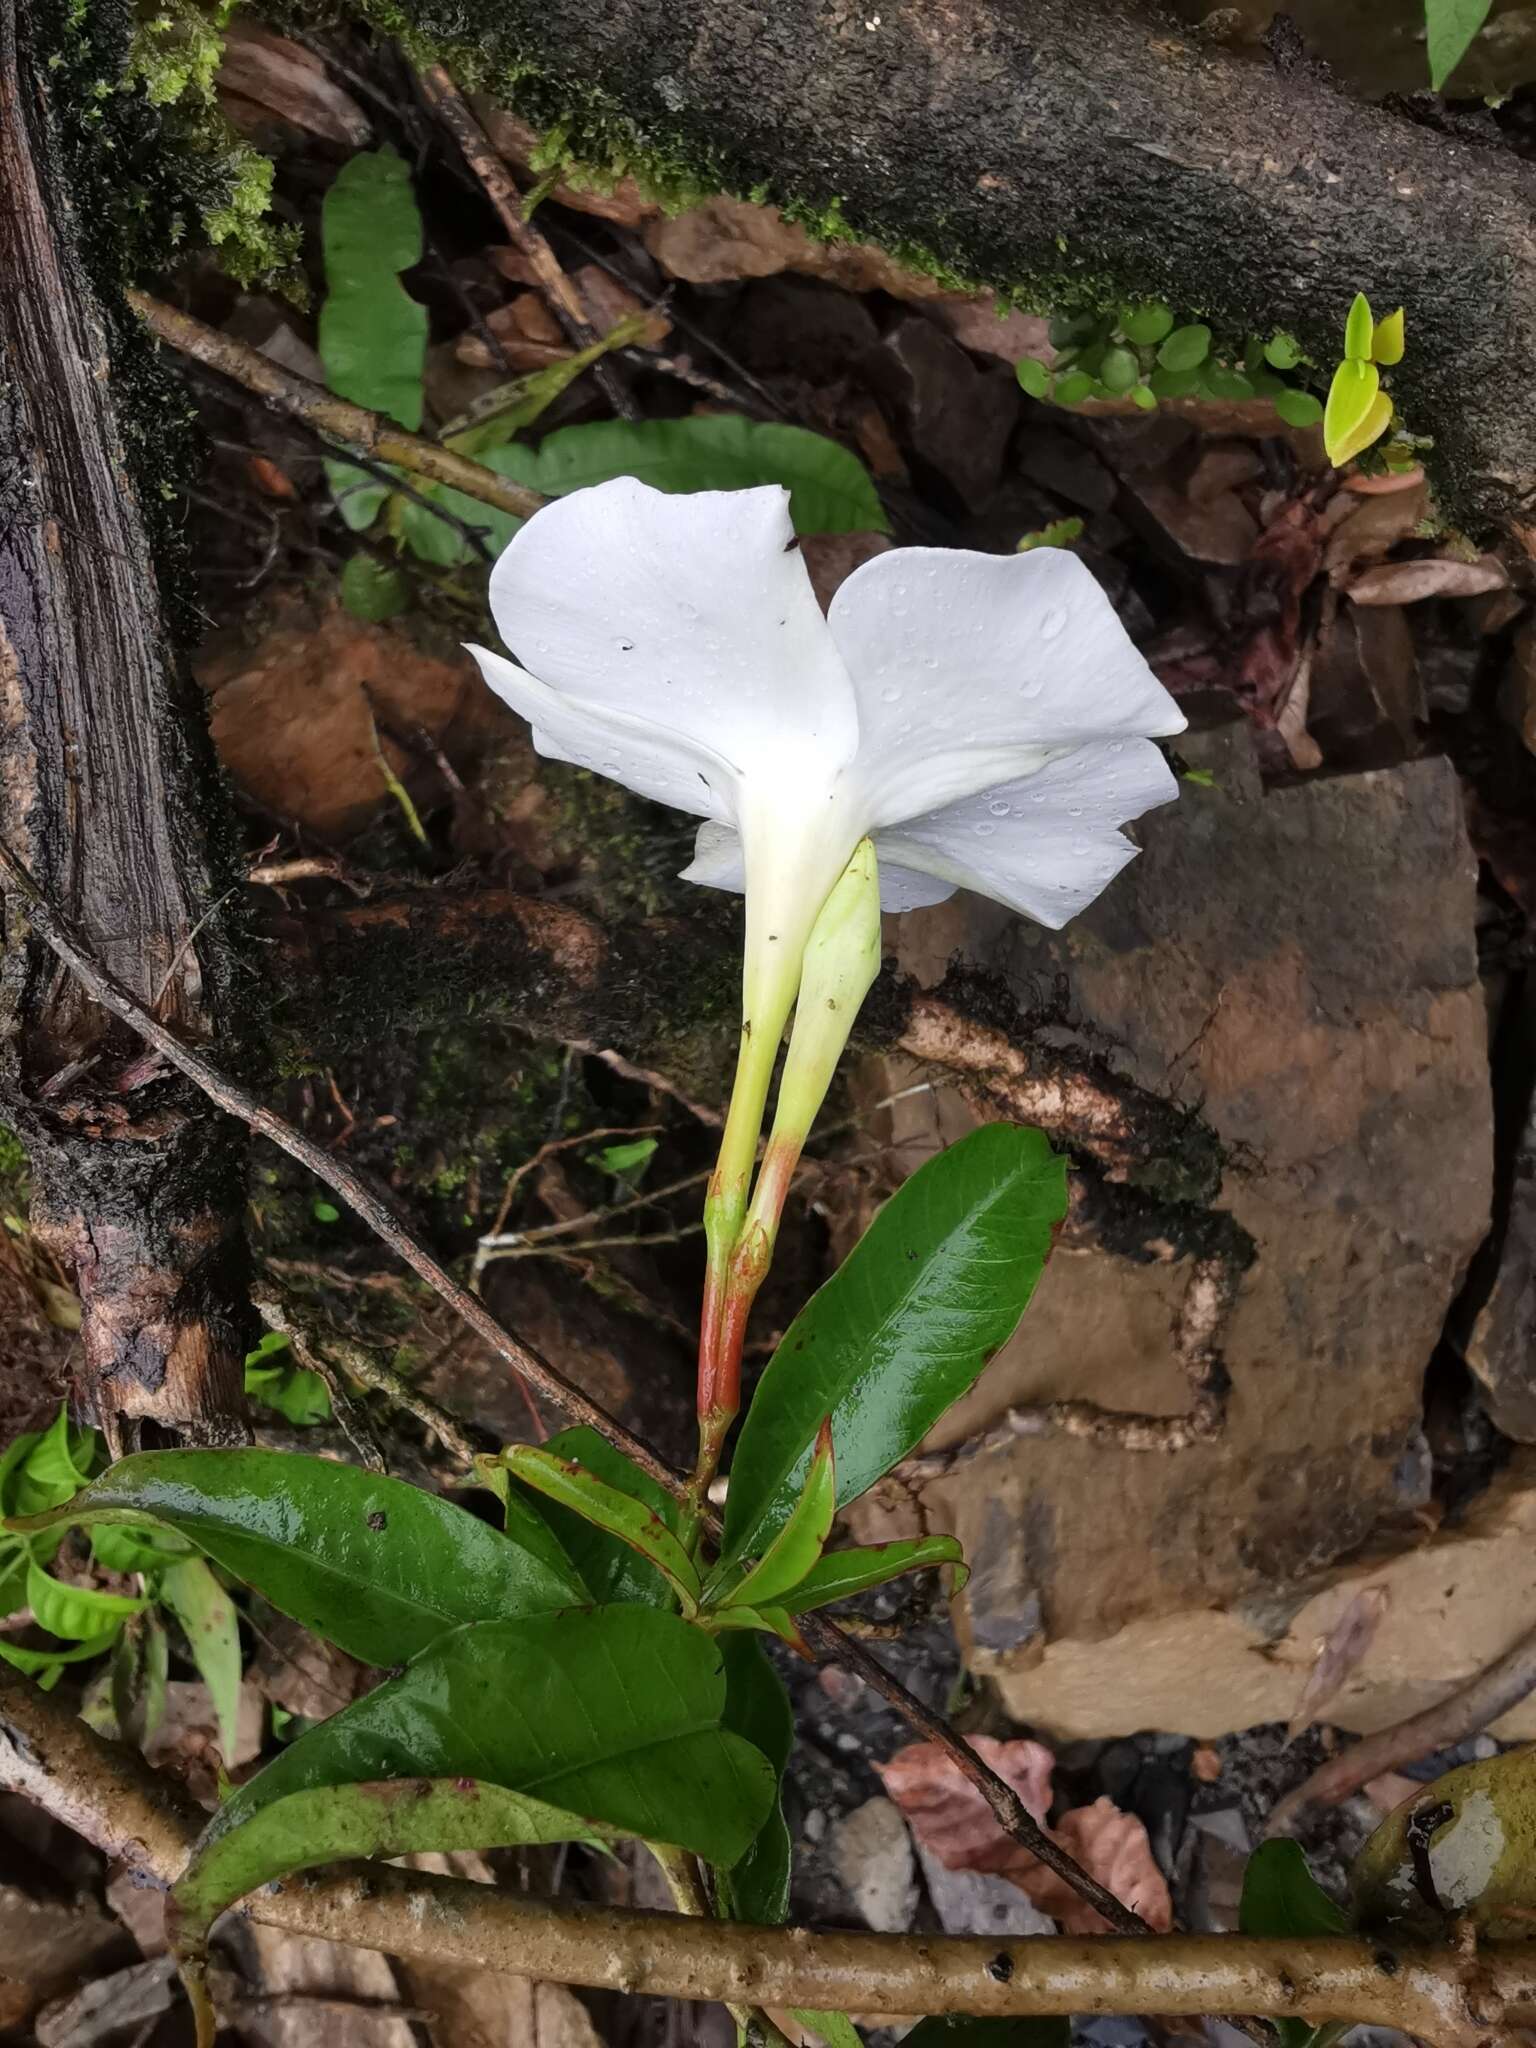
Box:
<box><xmin>1286</xmin><ymin>1585</ymin><xmax>1390</xmax><ymax>1740</ymax></box>
<box><xmin>1027</xmin><ymin>1799</ymin><xmax>1174</xmax><ymax>1935</ymax></box>
<box><xmin>246</xmin><ymin>455</ymin><xmax>297</xmax><ymax>501</ymax></box>
<box><xmin>216</xmin><ymin>25</ymin><xmax>371</xmax><ymax>147</ymax></box>
<box><xmin>876</xmin><ymin>1736</ymin><xmax>1054</xmax><ymax>1876</ymax></box>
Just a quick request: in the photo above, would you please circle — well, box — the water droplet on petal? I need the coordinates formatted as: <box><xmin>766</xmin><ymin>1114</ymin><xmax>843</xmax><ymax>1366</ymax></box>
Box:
<box><xmin>1068</xmin><ymin>806</ymin><xmax>1084</xmax><ymax>818</ymax></box>
<box><xmin>881</xmin><ymin>685</ymin><xmax>903</xmax><ymax>704</ymax></box>
<box><xmin>988</xmin><ymin>799</ymin><xmax>1010</xmax><ymax>816</ymax></box>
<box><xmin>1039</xmin><ymin>607</ymin><xmax>1066</xmax><ymax>641</ymax></box>
<box><xmin>974</xmin><ymin>822</ymin><xmax>995</xmax><ymax>837</ymax></box>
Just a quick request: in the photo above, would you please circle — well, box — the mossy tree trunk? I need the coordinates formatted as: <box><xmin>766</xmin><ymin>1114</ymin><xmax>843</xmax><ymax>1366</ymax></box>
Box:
<box><xmin>0</xmin><ymin>0</ymin><xmax>250</xmax><ymax>1444</ymax></box>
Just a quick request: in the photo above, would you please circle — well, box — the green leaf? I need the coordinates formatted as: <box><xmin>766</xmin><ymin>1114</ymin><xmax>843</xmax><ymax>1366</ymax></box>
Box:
<box><xmin>1050</xmin><ymin>370</ymin><xmax>1096</xmax><ymax>406</ymax></box>
<box><xmin>161</xmin><ymin>1559</ymin><xmax>242</xmax><ymax>1763</ymax></box>
<box><xmin>26</xmin><ymin>1561</ymin><xmax>146</xmax><ymax>1641</ymax></box>
<box><xmin>1273</xmin><ymin>388</ymin><xmax>1324</xmax><ymax>429</ymax></box>
<box><xmin>704</xmin><ymin>1604</ymin><xmax>807</xmax><ymax>1652</ymax></box>
<box><xmin>778</xmin><ymin>1534</ymin><xmax>968</xmax><ymax>1614</ymax></box>
<box><xmin>1323</xmin><ymin>358</ymin><xmax>1383</xmax><ymax>466</ymax></box>
<box><xmin>1343</xmin><ymin>292</ymin><xmax>1375</xmax><ymax>363</ymax></box>
<box><xmin>510</xmin><ymin>1427</ymin><xmax>682</xmax><ymax>1609</ymax></box>
<box><xmin>1264</xmin><ymin>332</ymin><xmax>1303</xmax><ymax>371</ymax></box>
<box><xmin>793</xmin><ymin>2014</ymin><xmax>863</xmax><ymax>2048</ymax></box>
<box><xmin>725</xmin><ymin>1418</ymin><xmax>836</xmax><ymax>1610</ymax></box>
<box><xmin>0</xmin><ymin>1626</ymin><xmax>119</xmax><ymax>1681</ymax></box>
<box><xmin>1371</xmin><ymin>306</ymin><xmax>1406</xmax><ymax>367</ymax></box>
<box><xmin>1099</xmin><ymin>344</ymin><xmax>1140</xmax><ymax>394</ymax></box>
<box><xmin>327</xmin><ymin>467</ymin><xmax>392</xmax><ymax>533</ymax></box>
<box><xmin>0</xmin><ymin>1433</ymin><xmax>42</xmax><ymax>1518</ymax></box>
<box><xmin>722</xmin><ymin>1125</ymin><xmax>1066</xmax><ymax>1562</ymax></box>
<box><xmin>1130</xmin><ymin>384</ymin><xmax>1158</xmax><ymax>411</ymax></box>
<box><xmin>1119</xmin><ymin>303</ymin><xmax>1174</xmax><ymax>346</ymax></box>
<box><xmin>1351</xmin><ymin>1746</ymin><xmax>1536</xmax><ymax>1940</ymax></box>
<box><xmin>244</xmin><ymin>1360</ymin><xmax>333</xmax><ymax>1428</ymax></box>
<box><xmin>717</xmin><ymin>1634</ymin><xmax>795</xmax><ymax>1926</ymax></box>
<box><xmin>14</xmin><ymin>1450</ymin><xmax>583</xmax><ymax>1667</ymax></box>
<box><xmin>1015</xmin><ymin>516</ymin><xmax>1084</xmax><ymax>554</ymax></box>
<box><xmin>319</xmin><ymin>151</ymin><xmax>426</xmax><ymax>431</ymax></box>
<box><xmin>1148</xmin><ymin>365</ymin><xmax>1201</xmax><ymax>399</ymax></box>
<box><xmin>112</xmin><ymin>1609</ymin><xmax>169</xmax><ymax>1748</ymax></box>
<box><xmin>1206</xmin><ymin>367</ymin><xmax>1255</xmax><ymax>401</ymax></box>
<box><xmin>1156</xmin><ymin>324</ymin><xmax>1211</xmax><ymax>372</ymax></box>
<box><xmin>1015</xmin><ymin>357</ymin><xmax>1050</xmax><ymax>399</ymax></box>
<box><xmin>487</xmin><ymin>417</ymin><xmax>885</xmax><ymax>537</ymax></box>
<box><xmin>588</xmin><ymin>1137</ymin><xmax>658</xmax><ymax>1178</ymax></box>
<box><xmin>13</xmin><ymin>1406</ymin><xmax>93</xmax><ymax>1517</ymax></box>
<box><xmin>1241</xmin><ymin>1840</ymin><xmax>1348</xmax><ymax>1938</ymax></box>
<box><xmin>90</xmin><ymin>1524</ymin><xmax>191</xmax><ymax>1574</ymax></box>
<box><xmin>174</xmin><ymin>1777</ymin><xmax>611</xmax><ymax>1957</ymax></box>
<box><xmin>1427</xmin><ymin>0</ymin><xmax>1493</xmax><ymax>88</ymax></box>
<box><xmin>445</xmin><ymin>324</ymin><xmax>650</xmax><ymax>458</ymax></box>
<box><xmin>340</xmin><ymin>553</ymin><xmax>410</xmax><ymax>622</ymax></box>
<box><xmin>901</xmin><ymin>2021</ymin><xmax>1069</xmax><ymax>2048</ymax></box>
<box><xmin>194</xmin><ymin>1607</ymin><xmax>774</xmax><ymax>1877</ymax></box>
<box><xmin>506</xmin><ymin>1446</ymin><xmax>702</xmax><ymax>1615</ymax></box>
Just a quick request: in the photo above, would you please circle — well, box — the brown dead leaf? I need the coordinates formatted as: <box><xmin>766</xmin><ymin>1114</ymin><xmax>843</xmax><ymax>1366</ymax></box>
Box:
<box><xmin>216</xmin><ymin>25</ymin><xmax>371</xmax><ymax>147</ymax></box>
<box><xmin>1348</xmin><ymin>555</ymin><xmax>1508</xmax><ymax>606</ymax></box>
<box><xmin>877</xmin><ymin>1740</ymin><xmax>1173</xmax><ymax>1936</ymax></box>
<box><xmin>571</xmin><ymin>264</ymin><xmax>671</xmax><ymax>349</ymax></box>
<box><xmin>876</xmin><ymin>1736</ymin><xmax>1054</xmax><ymax>1875</ymax></box>
<box><xmin>1191</xmin><ymin>1745</ymin><xmax>1223</xmax><ymax>1784</ymax></box>
<box><xmin>1323</xmin><ymin>475</ymin><xmax>1429</xmax><ymax>578</ymax></box>
<box><xmin>247</xmin><ymin>455</ymin><xmax>298</xmax><ymax>500</ymax></box>
<box><xmin>1286</xmin><ymin>1584</ymin><xmax>1389</xmax><ymax>1739</ymax></box>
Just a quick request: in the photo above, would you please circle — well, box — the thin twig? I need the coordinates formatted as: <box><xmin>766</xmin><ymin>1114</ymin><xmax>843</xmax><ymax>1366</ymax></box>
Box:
<box><xmin>129</xmin><ymin>293</ymin><xmax>544</xmax><ymax>524</ymax></box>
<box><xmin>416</xmin><ymin>64</ymin><xmax>637</xmax><ymax>420</ymax></box>
<box><xmin>1267</xmin><ymin>1616</ymin><xmax>1536</xmax><ymax>1835</ymax></box>
<box><xmin>0</xmin><ymin>1661</ymin><xmax>1515</xmax><ymax>2048</ymax></box>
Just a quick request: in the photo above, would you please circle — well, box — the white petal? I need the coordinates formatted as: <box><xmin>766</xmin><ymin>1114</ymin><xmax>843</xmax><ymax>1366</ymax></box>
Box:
<box><xmin>871</xmin><ymin>738</ymin><xmax>1177</xmax><ymax>930</ymax></box>
<box><xmin>487</xmin><ymin>477</ymin><xmax>859</xmax><ymax>776</ymax></box>
<box><xmin>683</xmin><ymin>819</ymin><xmax>955</xmax><ymax>914</ymax></box>
<box><xmin>828</xmin><ymin>545</ymin><xmax>1185</xmax><ymax>826</ymax></box>
<box><xmin>468</xmin><ymin>645</ymin><xmax>733</xmax><ymax>821</ymax></box>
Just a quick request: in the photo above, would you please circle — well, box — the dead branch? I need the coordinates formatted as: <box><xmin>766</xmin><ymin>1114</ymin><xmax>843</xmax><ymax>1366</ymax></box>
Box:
<box><xmin>128</xmin><ymin>294</ymin><xmax>545</xmax><ymax>522</ymax></box>
<box><xmin>1268</xmin><ymin>1617</ymin><xmax>1536</xmax><ymax>1835</ymax></box>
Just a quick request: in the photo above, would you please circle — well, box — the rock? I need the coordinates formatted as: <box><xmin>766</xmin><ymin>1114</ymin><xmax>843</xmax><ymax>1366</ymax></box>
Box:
<box><xmin>1499</xmin><ymin>617</ymin><xmax>1536</xmax><ymax>756</ymax></box>
<box><xmin>725</xmin><ymin>276</ymin><xmax>881</xmax><ymax>381</ymax></box>
<box><xmin>1016</xmin><ymin>427</ymin><xmax>1119</xmax><ymax>514</ymax></box>
<box><xmin>830</xmin><ymin>1797</ymin><xmax>919</xmax><ymax>1932</ymax></box>
<box><xmin>927</xmin><ymin>297</ymin><xmax>1052</xmax><ymax>365</ymax></box>
<box><xmin>872</xmin><ymin>315</ymin><xmax>1020</xmax><ymax>508</ymax></box>
<box><xmin>913</xmin><ymin>1841</ymin><xmax>1056</xmax><ymax>1937</ymax></box>
<box><xmin>476</xmin><ymin>106</ymin><xmax>658</xmax><ymax>228</ymax></box>
<box><xmin>875</xmin><ymin>726</ymin><xmax>1491</xmax><ymax>1738</ymax></box>
<box><xmin>1120</xmin><ymin>476</ymin><xmax>1259</xmax><ymax>568</ymax></box>
<box><xmin>1465</xmin><ymin>989</ymin><xmax>1536</xmax><ymax>1440</ymax></box>
<box><xmin>1307</xmin><ymin>601</ymin><xmax>1423</xmax><ymax>769</ymax></box>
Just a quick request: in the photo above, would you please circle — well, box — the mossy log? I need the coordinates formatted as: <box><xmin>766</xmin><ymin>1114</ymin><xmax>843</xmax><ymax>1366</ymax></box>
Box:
<box><xmin>379</xmin><ymin>0</ymin><xmax>1536</xmax><ymax>532</ymax></box>
<box><xmin>0</xmin><ymin>0</ymin><xmax>250</xmax><ymax>1441</ymax></box>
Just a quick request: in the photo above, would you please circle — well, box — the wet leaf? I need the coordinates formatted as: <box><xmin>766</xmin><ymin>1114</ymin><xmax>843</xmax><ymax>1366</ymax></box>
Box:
<box><xmin>14</xmin><ymin>1450</ymin><xmax>583</xmax><ymax>1666</ymax></box>
<box><xmin>724</xmin><ymin>1419</ymin><xmax>836</xmax><ymax>1610</ymax></box>
<box><xmin>1352</xmin><ymin>1745</ymin><xmax>1536</xmax><ymax>1939</ymax></box>
<box><xmin>717</xmin><ymin>1634</ymin><xmax>795</xmax><ymax>1925</ymax></box>
<box><xmin>506</xmin><ymin>1445</ymin><xmax>701</xmax><ymax>1614</ymax></box>
<box><xmin>491</xmin><ymin>417</ymin><xmax>886</xmax><ymax>536</ymax></box>
<box><xmin>722</xmin><ymin>1125</ymin><xmax>1065</xmax><ymax>1564</ymax></box>
<box><xmin>778</xmin><ymin>1534</ymin><xmax>968</xmax><ymax>1614</ymax></box>
<box><xmin>161</xmin><ymin>1559</ymin><xmax>243</xmax><ymax>1763</ymax></box>
<box><xmin>509</xmin><ymin>1426</ymin><xmax>680</xmax><ymax>1610</ymax></box>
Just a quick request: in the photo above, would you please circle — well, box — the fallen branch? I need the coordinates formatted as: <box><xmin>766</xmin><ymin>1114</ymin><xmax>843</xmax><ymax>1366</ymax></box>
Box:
<box><xmin>128</xmin><ymin>293</ymin><xmax>545</xmax><ymax>523</ymax></box>
<box><xmin>0</xmin><ymin>1664</ymin><xmax>1523</xmax><ymax>2046</ymax></box>
<box><xmin>1267</xmin><ymin>1617</ymin><xmax>1536</xmax><ymax>1835</ymax></box>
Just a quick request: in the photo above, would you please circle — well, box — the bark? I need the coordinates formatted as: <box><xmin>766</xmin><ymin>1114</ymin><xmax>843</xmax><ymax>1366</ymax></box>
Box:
<box><xmin>385</xmin><ymin>0</ymin><xmax>1536</xmax><ymax>532</ymax></box>
<box><xmin>0</xmin><ymin>0</ymin><xmax>248</xmax><ymax>1441</ymax></box>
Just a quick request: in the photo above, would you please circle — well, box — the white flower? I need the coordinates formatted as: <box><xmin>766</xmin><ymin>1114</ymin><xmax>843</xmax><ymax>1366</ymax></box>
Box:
<box><xmin>467</xmin><ymin>477</ymin><xmax>1185</xmax><ymax>1038</ymax></box>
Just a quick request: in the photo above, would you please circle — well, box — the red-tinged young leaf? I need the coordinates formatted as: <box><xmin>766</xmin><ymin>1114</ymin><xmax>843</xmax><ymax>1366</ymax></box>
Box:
<box><xmin>505</xmin><ymin>1445</ymin><xmax>701</xmax><ymax>1614</ymax></box>
<box><xmin>781</xmin><ymin>1535</ymin><xmax>968</xmax><ymax>1615</ymax></box>
<box><xmin>724</xmin><ymin>1418</ymin><xmax>836</xmax><ymax>1610</ymax></box>
<box><xmin>504</xmin><ymin>1426</ymin><xmax>682</xmax><ymax>1611</ymax></box>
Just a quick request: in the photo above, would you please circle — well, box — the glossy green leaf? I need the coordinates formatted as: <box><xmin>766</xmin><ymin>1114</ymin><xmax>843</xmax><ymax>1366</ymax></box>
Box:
<box><xmin>1273</xmin><ymin>388</ymin><xmax>1324</xmax><ymax>429</ymax></box>
<box><xmin>0</xmin><ymin>1626</ymin><xmax>119</xmax><ymax>1680</ymax></box>
<box><xmin>175</xmin><ymin>1776</ymin><xmax>608</xmax><ymax>1954</ymax></box>
<box><xmin>1352</xmin><ymin>1746</ymin><xmax>1536</xmax><ymax>1940</ymax></box>
<box><xmin>726</xmin><ymin>1419</ymin><xmax>835</xmax><ymax>1610</ymax></box>
<box><xmin>1371</xmin><ymin>306</ymin><xmax>1406</xmax><ymax>367</ymax></box>
<box><xmin>901</xmin><ymin>2020</ymin><xmax>1069</xmax><ymax>2048</ymax></box>
<box><xmin>1099</xmin><ymin>345</ymin><xmax>1140</xmax><ymax>394</ymax></box>
<box><xmin>319</xmin><ymin>151</ymin><xmax>426</xmax><ymax>431</ymax></box>
<box><xmin>1343</xmin><ymin>292</ymin><xmax>1375</xmax><ymax>363</ymax></box>
<box><xmin>1130</xmin><ymin>384</ymin><xmax>1158</xmax><ymax>411</ymax></box>
<box><xmin>1241</xmin><ymin>1840</ymin><xmax>1348</xmax><ymax>1938</ymax></box>
<box><xmin>12</xmin><ymin>1406</ymin><xmax>94</xmax><ymax>1517</ymax></box>
<box><xmin>1264</xmin><ymin>332</ymin><xmax>1303</xmax><ymax>371</ymax></box>
<box><xmin>779</xmin><ymin>1534</ymin><xmax>968</xmax><ymax>1614</ymax></box>
<box><xmin>198</xmin><ymin>1607</ymin><xmax>774</xmax><ymax>1872</ymax></box>
<box><xmin>26</xmin><ymin>1561</ymin><xmax>146</xmax><ymax>1641</ymax></box>
<box><xmin>1427</xmin><ymin>0</ymin><xmax>1493</xmax><ymax>89</ymax></box>
<box><xmin>510</xmin><ymin>1427</ymin><xmax>681</xmax><ymax>1609</ymax></box>
<box><xmin>1120</xmin><ymin>303</ymin><xmax>1174</xmax><ymax>346</ymax></box>
<box><xmin>1323</xmin><ymin>358</ymin><xmax>1382</xmax><ymax>466</ymax></box>
<box><xmin>340</xmin><ymin>553</ymin><xmax>410</xmax><ymax>622</ymax></box>
<box><xmin>717</xmin><ymin>1634</ymin><xmax>795</xmax><ymax>1925</ymax></box>
<box><xmin>90</xmin><ymin>1523</ymin><xmax>191</xmax><ymax>1574</ymax></box>
<box><xmin>490</xmin><ymin>417</ymin><xmax>886</xmax><ymax>537</ymax></box>
<box><xmin>723</xmin><ymin>1125</ymin><xmax>1066</xmax><ymax>1562</ymax></box>
<box><xmin>705</xmin><ymin>1603</ymin><xmax>808</xmax><ymax>1653</ymax></box>
<box><xmin>13</xmin><ymin>1450</ymin><xmax>583</xmax><ymax>1666</ymax></box>
<box><xmin>793</xmin><ymin>2015</ymin><xmax>863</xmax><ymax>2048</ymax></box>
<box><xmin>1015</xmin><ymin>357</ymin><xmax>1050</xmax><ymax>399</ymax></box>
<box><xmin>1156</xmin><ymin>324</ymin><xmax>1210</xmax><ymax>372</ymax></box>
<box><xmin>161</xmin><ymin>1559</ymin><xmax>242</xmax><ymax>1762</ymax></box>
<box><xmin>1051</xmin><ymin>370</ymin><xmax>1095</xmax><ymax>406</ymax></box>
<box><xmin>507</xmin><ymin>1445</ymin><xmax>701</xmax><ymax>1615</ymax></box>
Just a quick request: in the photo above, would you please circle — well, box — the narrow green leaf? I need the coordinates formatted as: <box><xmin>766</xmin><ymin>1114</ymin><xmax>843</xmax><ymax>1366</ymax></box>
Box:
<box><xmin>26</xmin><ymin>1561</ymin><xmax>146</xmax><ymax>1641</ymax></box>
<box><xmin>1427</xmin><ymin>0</ymin><xmax>1493</xmax><ymax>89</ymax></box>
<box><xmin>506</xmin><ymin>1446</ymin><xmax>701</xmax><ymax>1614</ymax></box>
<box><xmin>589</xmin><ymin>1137</ymin><xmax>658</xmax><ymax>1177</ymax></box>
<box><xmin>193</xmin><ymin>1608</ymin><xmax>774</xmax><ymax>1874</ymax></box>
<box><xmin>717</xmin><ymin>1633</ymin><xmax>794</xmax><ymax>1926</ymax></box>
<box><xmin>90</xmin><ymin>1524</ymin><xmax>191</xmax><ymax>1574</ymax></box>
<box><xmin>174</xmin><ymin>1777</ymin><xmax>609</xmax><ymax>1956</ymax></box>
<box><xmin>704</xmin><ymin>1604</ymin><xmax>808</xmax><ymax>1653</ymax></box>
<box><xmin>340</xmin><ymin>553</ymin><xmax>410</xmax><ymax>622</ymax></box>
<box><xmin>511</xmin><ymin>1426</ymin><xmax>681</xmax><ymax>1609</ymax></box>
<box><xmin>1156</xmin><ymin>324</ymin><xmax>1211</xmax><ymax>372</ymax></box>
<box><xmin>319</xmin><ymin>151</ymin><xmax>426</xmax><ymax>431</ymax></box>
<box><xmin>726</xmin><ymin>1419</ymin><xmax>836</xmax><ymax>1610</ymax></box>
<box><xmin>445</xmin><ymin>319</ymin><xmax>653</xmax><ymax>457</ymax></box>
<box><xmin>722</xmin><ymin>1125</ymin><xmax>1066</xmax><ymax>1562</ymax></box>
<box><xmin>161</xmin><ymin>1559</ymin><xmax>243</xmax><ymax>1763</ymax></box>
<box><xmin>1343</xmin><ymin>292</ymin><xmax>1375</xmax><ymax>363</ymax></box>
<box><xmin>488</xmin><ymin>417</ymin><xmax>887</xmax><ymax>537</ymax></box>
<box><xmin>0</xmin><ymin>1627</ymin><xmax>119</xmax><ymax>1679</ymax></box>
<box><xmin>112</xmin><ymin>1609</ymin><xmax>169</xmax><ymax>1748</ymax></box>
<box><xmin>780</xmin><ymin>1535</ymin><xmax>967</xmax><ymax>1614</ymax></box>
<box><xmin>13</xmin><ymin>1450</ymin><xmax>584</xmax><ymax>1666</ymax></box>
